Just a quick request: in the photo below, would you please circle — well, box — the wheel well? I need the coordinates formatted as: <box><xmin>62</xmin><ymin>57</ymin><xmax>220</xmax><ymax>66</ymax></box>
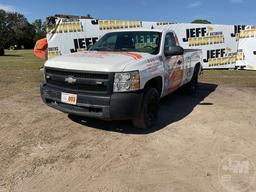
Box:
<box><xmin>144</xmin><ymin>76</ymin><xmax>162</xmax><ymax>95</ymax></box>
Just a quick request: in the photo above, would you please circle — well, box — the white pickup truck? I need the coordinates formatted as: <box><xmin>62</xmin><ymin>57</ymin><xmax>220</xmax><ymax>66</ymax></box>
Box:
<box><xmin>41</xmin><ymin>29</ymin><xmax>202</xmax><ymax>129</ymax></box>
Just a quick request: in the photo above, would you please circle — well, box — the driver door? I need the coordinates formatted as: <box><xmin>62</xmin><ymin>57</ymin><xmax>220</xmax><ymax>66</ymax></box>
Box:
<box><xmin>163</xmin><ymin>32</ymin><xmax>184</xmax><ymax>95</ymax></box>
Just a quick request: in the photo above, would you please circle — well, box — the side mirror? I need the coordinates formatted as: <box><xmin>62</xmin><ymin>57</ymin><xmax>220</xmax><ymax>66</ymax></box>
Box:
<box><xmin>165</xmin><ymin>46</ymin><xmax>184</xmax><ymax>57</ymax></box>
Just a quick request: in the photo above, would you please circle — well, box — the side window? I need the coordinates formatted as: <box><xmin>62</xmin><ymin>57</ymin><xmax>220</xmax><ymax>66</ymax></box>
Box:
<box><xmin>164</xmin><ymin>32</ymin><xmax>177</xmax><ymax>49</ymax></box>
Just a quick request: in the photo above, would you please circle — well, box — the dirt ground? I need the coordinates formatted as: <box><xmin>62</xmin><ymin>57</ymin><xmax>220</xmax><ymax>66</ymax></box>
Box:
<box><xmin>1</xmin><ymin>50</ymin><xmax>256</xmax><ymax>192</ymax></box>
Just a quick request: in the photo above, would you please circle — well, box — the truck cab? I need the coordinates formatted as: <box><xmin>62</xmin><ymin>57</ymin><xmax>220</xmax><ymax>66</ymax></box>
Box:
<box><xmin>41</xmin><ymin>29</ymin><xmax>202</xmax><ymax>129</ymax></box>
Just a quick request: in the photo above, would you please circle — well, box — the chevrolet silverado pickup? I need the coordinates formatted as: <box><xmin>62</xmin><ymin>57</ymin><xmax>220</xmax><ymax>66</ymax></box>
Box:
<box><xmin>41</xmin><ymin>29</ymin><xmax>202</xmax><ymax>129</ymax></box>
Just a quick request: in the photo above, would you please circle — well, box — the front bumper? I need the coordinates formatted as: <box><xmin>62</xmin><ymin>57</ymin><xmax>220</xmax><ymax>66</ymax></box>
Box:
<box><xmin>40</xmin><ymin>82</ymin><xmax>143</xmax><ymax>120</ymax></box>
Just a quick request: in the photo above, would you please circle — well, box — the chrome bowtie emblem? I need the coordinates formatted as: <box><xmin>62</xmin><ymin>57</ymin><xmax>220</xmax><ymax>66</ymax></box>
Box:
<box><xmin>65</xmin><ymin>76</ymin><xmax>77</xmax><ymax>84</ymax></box>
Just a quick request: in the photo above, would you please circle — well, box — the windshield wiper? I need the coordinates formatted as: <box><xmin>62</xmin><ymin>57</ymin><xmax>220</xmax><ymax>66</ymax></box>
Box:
<box><xmin>91</xmin><ymin>47</ymin><xmax>113</xmax><ymax>51</ymax></box>
<box><xmin>114</xmin><ymin>48</ymin><xmax>135</xmax><ymax>52</ymax></box>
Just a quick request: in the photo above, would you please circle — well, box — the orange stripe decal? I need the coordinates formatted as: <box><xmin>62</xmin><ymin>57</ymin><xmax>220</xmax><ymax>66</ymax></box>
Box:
<box><xmin>114</xmin><ymin>52</ymin><xmax>143</xmax><ymax>60</ymax></box>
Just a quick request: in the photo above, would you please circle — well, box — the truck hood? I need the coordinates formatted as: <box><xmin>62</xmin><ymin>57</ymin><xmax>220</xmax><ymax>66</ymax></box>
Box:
<box><xmin>45</xmin><ymin>51</ymin><xmax>152</xmax><ymax>72</ymax></box>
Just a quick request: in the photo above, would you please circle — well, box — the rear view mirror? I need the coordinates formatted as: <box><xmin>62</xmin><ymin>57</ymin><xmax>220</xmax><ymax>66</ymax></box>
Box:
<box><xmin>165</xmin><ymin>46</ymin><xmax>184</xmax><ymax>57</ymax></box>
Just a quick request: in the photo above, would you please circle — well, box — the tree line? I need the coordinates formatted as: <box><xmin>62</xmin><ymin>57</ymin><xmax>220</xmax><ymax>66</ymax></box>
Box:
<box><xmin>0</xmin><ymin>9</ymin><xmax>46</xmax><ymax>49</ymax></box>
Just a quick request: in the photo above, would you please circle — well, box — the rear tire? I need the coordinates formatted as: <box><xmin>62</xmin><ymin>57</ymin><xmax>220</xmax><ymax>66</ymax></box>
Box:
<box><xmin>132</xmin><ymin>88</ymin><xmax>160</xmax><ymax>129</ymax></box>
<box><xmin>184</xmin><ymin>66</ymin><xmax>199</xmax><ymax>95</ymax></box>
<box><xmin>0</xmin><ymin>48</ymin><xmax>4</xmax><ymax>56</ymax></box>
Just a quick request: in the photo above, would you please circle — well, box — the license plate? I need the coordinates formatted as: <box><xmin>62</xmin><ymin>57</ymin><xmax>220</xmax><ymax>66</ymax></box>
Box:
<box><xmin>61</xmin><ymin>92</ymin><xmax>77</xmax><ymax>105</ymax></box>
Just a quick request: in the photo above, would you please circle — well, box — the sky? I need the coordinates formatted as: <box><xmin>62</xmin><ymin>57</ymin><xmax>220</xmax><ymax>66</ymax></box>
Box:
<box><xmin>0</xmin><ymin>0</ymin><xmax>255</xmax><ymax>25</ymax></box>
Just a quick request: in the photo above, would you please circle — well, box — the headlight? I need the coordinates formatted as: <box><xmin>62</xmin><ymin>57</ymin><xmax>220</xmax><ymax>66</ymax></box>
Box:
<box><xmin>113</xmin><ymin>71</ymin><xmax>140</xmax><ymax>92</ymax></box>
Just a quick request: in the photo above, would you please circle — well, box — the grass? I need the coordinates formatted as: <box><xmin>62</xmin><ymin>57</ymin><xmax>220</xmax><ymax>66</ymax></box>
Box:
<box><xmin>199</xmin><ymin>69</ymin><xmax>256</xmax><ymax>87</ymax></box>
<box><xmin>0</xmin><ymin>50</ymin><xmax>43</xmax><ymax>69</ymax></box>
<box><xmin>0</xmin><ymin>49</ymin><xmax>255</xmax><ymax>99</ymax></box>
<box><xmin>0</xmin><ymin>50</ymin><xmax>44</xmax><ymax>98</ymax></box>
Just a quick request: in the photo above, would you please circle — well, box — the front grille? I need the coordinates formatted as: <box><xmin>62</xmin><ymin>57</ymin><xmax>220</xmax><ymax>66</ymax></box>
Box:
<box><xmin>47</xmin><ymin>79</ymin><xmax>107</xmax><ymax>92</ymax></box>
<box><xmin>46</xmin><ymin>69</ymin><xmax>109</xmax><ymax>79</ymax></box>
<box><xmin>45</xmin><ymin>68</ymin><xmax>113</xmax><ymax>94</ymax></box>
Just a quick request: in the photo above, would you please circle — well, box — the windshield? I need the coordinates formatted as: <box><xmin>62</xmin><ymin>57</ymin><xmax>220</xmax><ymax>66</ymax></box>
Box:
<box><xmin>90</xmin><ymin>31</ymin><xmax>161</xmax><ymax>55</ymax></box>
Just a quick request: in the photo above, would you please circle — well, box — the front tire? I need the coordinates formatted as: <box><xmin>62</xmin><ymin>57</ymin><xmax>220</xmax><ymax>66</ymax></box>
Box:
<box><xmin>132</xmin><ymin>88</ymin><xmax>160</xmax><ymax>129</ymax></box>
